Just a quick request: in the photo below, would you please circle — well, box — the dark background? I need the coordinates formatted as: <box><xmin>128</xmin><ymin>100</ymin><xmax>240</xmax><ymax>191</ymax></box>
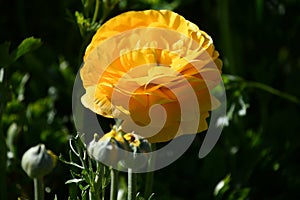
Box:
<box><xmin>1</xmin><ymin>0</ymin><xmax>300</xmax><ymax>199</ymax></box>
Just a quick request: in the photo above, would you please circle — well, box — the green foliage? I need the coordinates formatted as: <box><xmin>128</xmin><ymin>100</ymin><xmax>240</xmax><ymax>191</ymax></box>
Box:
<box><xmin>0</xmin><ymin>37</ymin><xmax>42</xmax><ymax>68</ymax></box>
<box><xmin>1</xmin><ymin>0</ymin><xmax>300</xmax><ymax>199</ymax></box>
<box><xmin>60</xmin><ymin>135</ymin><xmax>111</xmax><ymax>200</ymax></box>
<box><xmin>214</xmin><ymin>175</ymin><xmax>250</xmax><ymax>200</ymax></box>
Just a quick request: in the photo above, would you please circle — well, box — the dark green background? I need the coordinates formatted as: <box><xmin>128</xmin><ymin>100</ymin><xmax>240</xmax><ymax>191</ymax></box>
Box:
<box><xmin>1</xmin><ymin>0</ymin><xmax>300</xmax><ymax>199</ymax></box>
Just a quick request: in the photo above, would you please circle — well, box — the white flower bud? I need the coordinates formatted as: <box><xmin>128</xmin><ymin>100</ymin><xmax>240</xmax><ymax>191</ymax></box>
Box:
<box><xmin>87</xmin><ymin>132</ymin><xmax>128</xmax><ymax>166</ymax></box>
<box><xmin>121</xmin><ymin>132</ymin><xmax>151</xmax><ymax>169</ymax></box>
<box><xmin>21</xmin><ymin>144</ymin><xmax>57</xmax><ymax>178</ymax></box>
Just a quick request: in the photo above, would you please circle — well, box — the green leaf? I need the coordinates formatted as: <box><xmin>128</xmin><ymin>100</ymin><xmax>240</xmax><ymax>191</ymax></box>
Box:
<box><xmin>214</xmin><ymin>174</ymin><xmax>231</xmax><ymax>197</ymax></box>
<box><xmin>79</xmin><ymin>184</ymin><xmax>90</xmax><ymax>191</ymax></box>
<box><xmin>0</xmin><ymin>37</ymin><xmax>42</xmax><ymax>68</ymax></box>
<box><xmin>11</xmin><ymin>37</ymin><xmax>42</xmax><ymax>62</ymax></box>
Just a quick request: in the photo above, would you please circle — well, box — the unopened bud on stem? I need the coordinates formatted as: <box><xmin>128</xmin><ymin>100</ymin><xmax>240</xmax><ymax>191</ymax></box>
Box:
<box><xmin>21</xmin><ymin>144</ymin><xmax>57</xmax><ymax>178</ymax></box>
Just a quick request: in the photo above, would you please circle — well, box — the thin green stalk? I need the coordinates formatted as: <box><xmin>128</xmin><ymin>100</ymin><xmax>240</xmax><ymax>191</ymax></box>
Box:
<box><xmin>128</xmin><ymin>168</ymin><xmax>137</xmax><ymax>200</ymax></box>
<box><xmin>223</xmin><ymin>74</ymin><xmax>300</xmax><ymax>105</ymax></box>
<box><xmin>99</xmin><ymin>0</ymin><xmax>120</xmax><ymax>25</ymax></box>
<box><xmin>92</xmin><ymin>0</ymin><xmax>100</xmax><ymax>23</ymax></box>
<box><xmin>34</xmin><ymin>177</ymin><xmax>44</xmax><ymax>200</ymax></box>
<box><xmin>101</xmin><ymin>165</ymin><xmax>106</xmax><ymax>200</ymax></box>
<box><xmin>89</xmin><ymin>187</ymin><xmax>100</xmax><ymax>200</ymax></box>
<box><xmin>76</xmin><ymin>139</ymin><xmax>98</xmax><ymax>199</ymax></box>
<box><xmin>0</xmin><ymin>122</ymin><xmax>7</xmax><ymax>200</ymax></box>
<box><xmin>218</xmin><ymin>0</ymin><xmax>237</xmax><ymax>74</ymax></box>
<box><xmin>144</xmin><ymin>171</ymin><xmax>153</xmax><ymax>199</ymax></box>
<box><xmin>89</xmin><ymin>162</ymin><xmax>102</xmax><ymax>200</ymax></box>
<box><xmin>0</xmin><ymin>68</ymin><xmax>7</xmax><ymax>200</ymax></box>
<box><xmin>144</xmin><ymin>144</ymin><xmax>156</xmax><ymax>199</ymax></box>
<box><xmin>110</xmin><ymin>168</ymin><xmax>119</xmax><ymax>200</ymax></box>
<box><xmin>95</xmin><ymin>162</ymin><xmax>102</xmax><ymax>192</ymax></box>
<box><xmin>102</xmin><ymin>188</ymin><xmax>105</xmax><ymax>200</ymax></box>
<box><xmin>246</xmin><ymin>81</ymin><xmax>300</xmax><ymax>105</ymax></box>
<box><xmin>0</xmin><ymin>130</ymin><xmax>7</xmax><ymax>199</ymax></box>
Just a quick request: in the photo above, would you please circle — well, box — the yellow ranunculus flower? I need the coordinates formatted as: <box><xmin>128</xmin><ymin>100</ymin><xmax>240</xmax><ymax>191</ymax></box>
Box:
<box><xmin>80</xmin><ymin>10</ymin><xmax>222</xmax><ymax>143</ymax></box>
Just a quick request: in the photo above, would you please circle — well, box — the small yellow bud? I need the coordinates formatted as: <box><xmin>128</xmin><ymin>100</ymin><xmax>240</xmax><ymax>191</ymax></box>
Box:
<box><xmin>87</xmin><ymin>130</ymin><xmax>128</xmax><ymax>165</ymax></box>
<box><xmin>88</xmin><ymin>126</ymin><xmax>152</xmax><ymax>169</ymax></box>
<box><xmin>21</xmin><ymin>144</ymin><xmax>57</xmax><ymax>178</ymax></box>
<box><xmin>121</xmin><ymin>132</ymin><xmax>151</xmax><ymax>169</ymax></box>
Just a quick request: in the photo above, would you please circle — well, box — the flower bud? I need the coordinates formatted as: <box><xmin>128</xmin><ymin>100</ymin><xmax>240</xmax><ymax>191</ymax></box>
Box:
<box><xmin>121</xmin><ymin>132</ymin><xmax>151</xmax><ymax>169</ymax></box>
<box><xmin>87</xmin><ymin>127</ymin><xmax>129</xmax><ymax>165</ymax></box>
<box><xmin>88</xmin><ymin>126</ymin><xmax>152</xmax><ymax>170</ymax></box>
<box><xmin>21</xmin><ymin>144</ymin><xmax>57</xmax><ymax>178</ymax></box>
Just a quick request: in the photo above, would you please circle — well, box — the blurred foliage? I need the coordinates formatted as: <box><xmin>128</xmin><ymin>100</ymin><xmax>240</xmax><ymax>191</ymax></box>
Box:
<box><xmin>0</xmin><ymin>0</ymin><xmax>300</xmax><ymax>199</ymax></box>
<box><xmin>60</xmin><ymin>134</ymin><xmax>111</xmax><ymax>200</ymax></box>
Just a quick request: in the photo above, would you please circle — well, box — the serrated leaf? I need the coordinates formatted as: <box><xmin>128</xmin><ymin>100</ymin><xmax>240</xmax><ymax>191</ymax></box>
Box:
<box><xmin>11</xmin><ymin>37</ymin><xmax>42</xmax><ymax>62</ymax></box>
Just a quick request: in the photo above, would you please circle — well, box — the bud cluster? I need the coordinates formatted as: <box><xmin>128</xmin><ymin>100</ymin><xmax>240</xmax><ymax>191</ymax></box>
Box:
<box><xmin>87</xmin><ymin>125</ymin><xmax>151</xmax><ymax>169</ymax></box>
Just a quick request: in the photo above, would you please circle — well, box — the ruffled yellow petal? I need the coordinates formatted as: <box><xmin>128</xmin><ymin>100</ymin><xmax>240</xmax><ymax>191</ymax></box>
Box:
<box><xmin>80</xmin><ymin>10</ymin><xmax>223</xmax><ymax>143</ymax></box>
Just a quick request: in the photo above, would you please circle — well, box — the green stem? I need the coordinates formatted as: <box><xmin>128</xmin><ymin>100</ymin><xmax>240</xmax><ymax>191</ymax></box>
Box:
<box><xmin>101</xmin><ymin>165</ymin><xmax>106</xmax><ymax>200</ymax></box>
<box><xmin>89</xmin><ymin>188</ymin><xmax>100</xmax><ymax>200</ymax></box>
<box><xmin>99</xmin><ymin>0</ymin><xmax>120</xmax><ymax>25</ymax></box>
<box><xmin>144</xmin><ymin>144</ymin><xmax>155</xmax><ymax>199</ymax></box>
<box><xmin>218</xmin><ymin>0</ymin><xmax>237</xmax><ymax>74</ymax></box>
<box><xmin>110</xmin><ymin>168</ymin><xmax>119</xmax><ymax>200</ymax></box>
<box><xmin>0</xmin><ymin>129</ymin><xmax>7</xmax><ymax>200</ymax></box>
<box><xmin>0</xmin><ymin>68</ymin><xmax>7</xmax><ymax>200</ymax></box>
<box><xmin>223</xmin><ymin>74</ymin><xmax>300</xmax><ymax>105</ymax></box>
<box><xmin>144</xmin><ymin>171</ymin><xmax>153</xmax><ymax>199</ymax></box>
<box><xmin>92</xmin><ymin>0</ymin><xmax>100</xmax><ymax>23</ymax></box>
<box><xmin>34</xmin><ymin>177</ymin><xmax>44</xmax><ymax>200</ymax></box>
<box><xmin>102</xmin><ymin>188</ymin><xmax>105</xmax><ymax>200</ymax></box>
<box><xmin>128</xmin><ymin>168</ymin><xmax>137</xmax><ymax>200</ymax></box>
<box><xmin>246</xmin><ymin>81</ymin><xmax>300</xmax><ymax>105</ymax></box>
<box><xmin>89</xmin><ymin>162</ymin><xmax>102</xmax><ymax>200</ymax></box>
